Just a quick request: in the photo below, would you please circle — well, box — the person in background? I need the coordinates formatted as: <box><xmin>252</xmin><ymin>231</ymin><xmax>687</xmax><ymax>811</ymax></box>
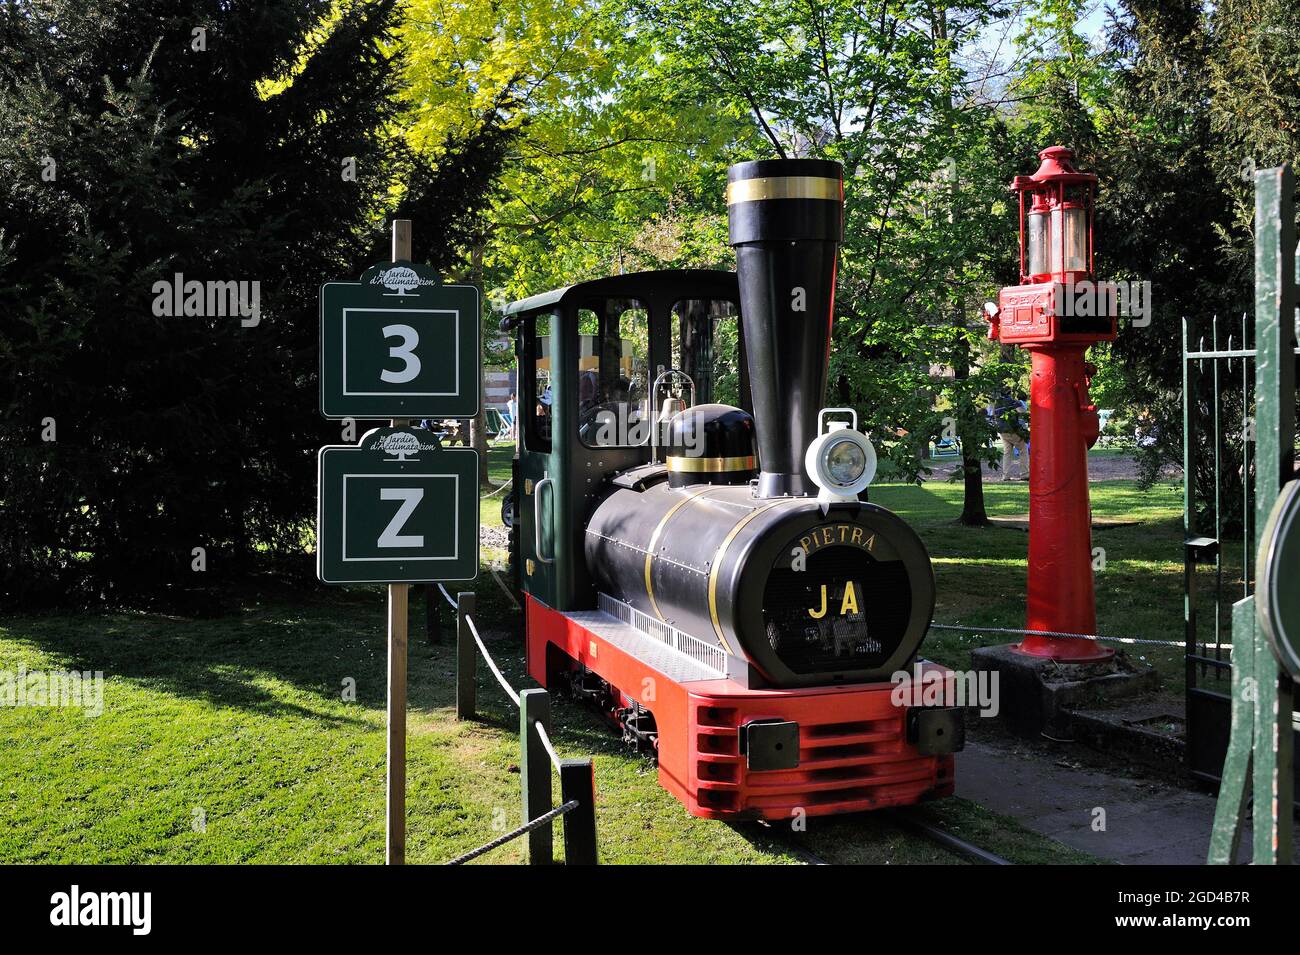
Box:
<box><xmin>988</xmin><ymin>393</ymin><xmax>1030</xmax><ymax>481</ymax></box>
<box><xmin>506</xmin><ymin>391</ymin><xmax>517</xmax><ymax>441</ymax></box>
<box><xmin>536</xmin><ymin>386</ymin><xmax>552</xmax><ymax>442</ymax></box>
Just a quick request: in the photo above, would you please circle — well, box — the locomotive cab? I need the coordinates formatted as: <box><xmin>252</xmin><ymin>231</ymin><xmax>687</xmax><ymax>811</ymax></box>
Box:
<box><xmin>501</xmin><ymin>270</ymin><xmax>747</xmax><ymax>612</ymax></box>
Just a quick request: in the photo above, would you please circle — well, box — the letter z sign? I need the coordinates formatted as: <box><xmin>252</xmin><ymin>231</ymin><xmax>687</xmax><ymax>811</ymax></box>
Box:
<box><xmin>317</xmin><ymin>428</ymin><xmax>479</xmax><ymax>584</ymax></box>
<box><xmin>320</xmin><ymin>261</ymin><xmax>480</xmax><ymax>419</ymax></box>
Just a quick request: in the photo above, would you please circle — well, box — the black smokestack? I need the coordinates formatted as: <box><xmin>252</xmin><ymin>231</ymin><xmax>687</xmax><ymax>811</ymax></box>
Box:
<box><xmin>727</xmin><ymin>158</ymin><xmax>844</xmax><ymax>498</ymax></box>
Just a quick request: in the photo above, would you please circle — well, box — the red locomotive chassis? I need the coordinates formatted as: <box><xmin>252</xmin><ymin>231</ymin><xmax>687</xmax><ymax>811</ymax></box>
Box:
<box><xmin>526</xmin><ymin>595</ymin><xmax>956</xmax><ymax>821</ymax></box>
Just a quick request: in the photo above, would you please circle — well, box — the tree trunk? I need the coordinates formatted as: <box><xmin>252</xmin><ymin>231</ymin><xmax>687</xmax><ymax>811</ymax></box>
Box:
<box><xmin>954</xmin><ymin>338</ymin><xmax>990</xmax><ymax>526</ymax></box>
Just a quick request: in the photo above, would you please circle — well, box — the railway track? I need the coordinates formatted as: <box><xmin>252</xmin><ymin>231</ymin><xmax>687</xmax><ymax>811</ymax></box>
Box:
<box><xmin>887</xmin><ymin>809</ymin><xmax>1013</xmax><ymax>866</ymax></box>
<box><xmin>738</xmin><ymin>811</ymin><xmax>1013</xmax><ymax>867</ymax></box>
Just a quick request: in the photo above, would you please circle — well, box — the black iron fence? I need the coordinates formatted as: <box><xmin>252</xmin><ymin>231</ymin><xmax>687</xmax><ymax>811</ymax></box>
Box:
<box><xmin>1182</xmin><ymin>312</ymin><xmax>1255</xmax><ymax>783</ymax></box>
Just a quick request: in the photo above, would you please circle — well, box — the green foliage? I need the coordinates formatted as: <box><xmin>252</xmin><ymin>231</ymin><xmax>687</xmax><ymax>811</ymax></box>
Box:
<box><xmin>399</xmin><ymin>0</ymin><xmax>1047</xmax><ymax>511</ymax></box>
<box><xmin>399</xmin><ymin>0</ymin><xmax>733</xmax><ymax>299</ymax></box>
<box><xmin>0</xmin><ymin>0</ymin><xmax>506</xmax><ymax>607</ymax></box>
<box><xmin>623</xmin><ymin>0</ymin><xmax>1022</xmax><ymax>490</ymax></box>
<box><xmin>1080</xmin><ymin>0</ymin><xmax>1300</xmax><ymax>511</ymax></box>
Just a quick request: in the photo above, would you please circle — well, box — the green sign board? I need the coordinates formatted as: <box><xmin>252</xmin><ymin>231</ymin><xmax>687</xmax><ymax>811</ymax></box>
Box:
<box><xmin>320</xmin><ymin>261</ymin><xmax>480</xmax><ymax>420</ymax></box>
<box><xmin>317</xmin><ymin>427</ymin><xmax>479</xmax><ymax>584</ymax></box>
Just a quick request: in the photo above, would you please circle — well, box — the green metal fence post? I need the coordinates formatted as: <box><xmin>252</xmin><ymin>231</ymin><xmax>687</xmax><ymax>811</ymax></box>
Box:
<box><xmin>1183</xmin><ymin>315</ymin><xmax>1198</xmax><ymax>695</ymax></box>
<box><xmin>455</xmin><ymin>591</ymin><xmax>476</xmax><ymax>721</ymax></box>
<box><xmin>1209</xmin><ymin>597</ymin><xmax>1257</xmax><ymax>864</ymax></box>
<box><xmin>559</xmin><ymin>757</ymin><xmax>598</xmax><ymax>865</ymax></box>
<box><xmin>519</xmin><ymin>687</ymin><xmax>553</xmax><ymax>864</ymax></box>
<box><xmin>1250</xmin><ymin>164</ymin><xmax>1296</xmax><ymax>865</ymax></box>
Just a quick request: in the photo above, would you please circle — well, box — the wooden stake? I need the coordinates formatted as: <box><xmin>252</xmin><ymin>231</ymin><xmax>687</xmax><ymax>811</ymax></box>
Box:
<box><xmin>387</xmin><ymin>219</ymin><xmax>413</xmax><ymax>865</ymax></box>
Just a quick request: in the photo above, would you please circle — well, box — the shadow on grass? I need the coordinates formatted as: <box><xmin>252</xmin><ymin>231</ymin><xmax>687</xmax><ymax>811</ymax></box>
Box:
<box><xmin>2</xmin><ymin>584</ymin><xmax>402</xmax><ymax>724</ymax></box>
<box><xmin>0</xmin><ymin>559</ymin><xmax>538</xmax><ymax>722</ymax></box>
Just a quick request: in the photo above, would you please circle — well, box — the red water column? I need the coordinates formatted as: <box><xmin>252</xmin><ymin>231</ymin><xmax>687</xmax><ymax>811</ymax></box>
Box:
<box><xmin>1018</xmin><ymin>343</ymin><xmax>1112</xmax><ymax>661</ymax></box>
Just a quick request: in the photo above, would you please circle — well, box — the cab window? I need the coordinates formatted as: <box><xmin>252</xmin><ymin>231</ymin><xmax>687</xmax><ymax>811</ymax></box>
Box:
<box><xmin>523</xmin><ymin>310</ymin><xmax>553</xmax><ymax>453</ymax></box>
<box><xmin>670</xmin><ymin>299</ymin><xmax>741</xmax><ymax>406</ymax></box>
<box><xmin>577</xmin><ymin>298</ymin><xmax>649</xmax><ymax>448</ymax></box>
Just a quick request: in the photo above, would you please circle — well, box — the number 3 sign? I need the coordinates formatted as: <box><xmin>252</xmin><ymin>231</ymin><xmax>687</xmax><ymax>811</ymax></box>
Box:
<box><xmin>320</xmin><ymin>261</ymin><xmax>480</xmax><ymax>419</ymax></box>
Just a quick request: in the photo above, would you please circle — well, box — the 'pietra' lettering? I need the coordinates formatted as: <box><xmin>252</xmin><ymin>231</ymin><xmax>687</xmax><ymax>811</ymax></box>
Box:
<box><xmin>798</xmin><ymin>524</ymin><xmax>875</xmax><ymax>556</ymax></box>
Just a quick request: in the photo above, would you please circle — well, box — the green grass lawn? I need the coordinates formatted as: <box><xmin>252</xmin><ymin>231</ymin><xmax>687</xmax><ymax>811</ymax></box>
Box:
<box><xmin>871</xmin><ymin>472</ymin><xmax>1208</xmax><ymax>695</ymax></box>
<box><xmin>1</xmin><ymin>587</ymin><xmax>1090</xmax><ymax>864</ymax></box>
<box><xmin>4</xmin><ymin>443</ymin><xmax>1174</xmax><ymax>866</ymax></box>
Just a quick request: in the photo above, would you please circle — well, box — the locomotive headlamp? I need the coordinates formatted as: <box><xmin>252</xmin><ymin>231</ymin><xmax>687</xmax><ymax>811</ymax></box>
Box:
<box><xmin>805</xmin><ymin>408</ymin><xmax>876</xmax><ymax>503</ymax></box>
<box><xmin>826</xmin><ymin>437</ymin><xmax>867</xmax><ymax>484</ymax></box>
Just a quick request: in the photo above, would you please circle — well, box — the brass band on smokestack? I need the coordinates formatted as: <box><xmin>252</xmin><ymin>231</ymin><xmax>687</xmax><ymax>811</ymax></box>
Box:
<box><xmin>727</xmin><ymin>158</ymin><xmax>844</xmax><ymax>498</ymax></box>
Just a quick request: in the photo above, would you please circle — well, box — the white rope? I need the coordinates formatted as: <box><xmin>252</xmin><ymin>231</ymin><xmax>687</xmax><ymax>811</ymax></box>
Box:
<box><xmin>929</xmin><ymin>622</ymin><xmax>1189</xmax><ymax>648</ymax></box>
<box><xmin>466</xmin><ymin>615</ymin><xmax>521</xmax><ymax>706</ymax></box>
<box><xmin>532</xmin><ymin>720</ymin><xmax>562</xmax><ymax>772</ymax></box>
<box><xmin>482</xmin><ymin>479</ymin><xmax>513</xmax><ymax>499</ymax></box>
<box><xmin>490</xmin><ymin>568</ymin><xmax>521</xmax><ymax>609</ymax></box>
<box><xmin>437</xmin><ymin>582</ymin><xmax>458</xmax><ymax>610</ymax></box>
<box><xmin>438</xmin><ymin>582</ymin><xmax>522</xmax><ymax>703</ymax></box>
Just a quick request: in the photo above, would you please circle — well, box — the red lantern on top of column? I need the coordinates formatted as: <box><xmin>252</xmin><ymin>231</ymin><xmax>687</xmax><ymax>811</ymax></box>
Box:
<box><xmin>988</xmin><ymin>145</ymin><xmax>1116</xmax><ymax>345</ymax></box>
<box><xmin>985</xmin><ymin>146</ymin><xmax>1118</xmax><ymax>663</ymax></box>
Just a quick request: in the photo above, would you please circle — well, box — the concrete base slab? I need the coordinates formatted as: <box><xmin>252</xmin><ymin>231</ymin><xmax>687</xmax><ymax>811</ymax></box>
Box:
<box><xmin>972</xmin><ymin>642</ymin><xmax>1160</xmax><ymax>738</ymax></box>
<box><xmin>955</xmin><ymin>740</ymin><xmax>1236</xmax><ymax>864</ymax></box>
<box><xmin>1068</xmin><ymin>705</ymin><xmax>1186</xmax><ymax>778</ymax></box>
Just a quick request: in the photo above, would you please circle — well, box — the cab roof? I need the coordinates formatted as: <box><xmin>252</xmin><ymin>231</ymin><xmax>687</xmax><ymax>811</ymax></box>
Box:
<box><xmin>500</xmin><ymin>269</ymin><xmax>737</xmax><ymax>327</ymax></box>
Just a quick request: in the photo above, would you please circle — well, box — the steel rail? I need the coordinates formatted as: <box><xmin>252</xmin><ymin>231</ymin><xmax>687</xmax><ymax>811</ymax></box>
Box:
<box><xmin>888</xmin><ymin>810</ymin><xmax>1013</xmax><ymax>866</ymax></box>
<box><xmin>929</xmin><ymin>622</ymin><xmax>1186</xmax><ymax>648</ymax></box>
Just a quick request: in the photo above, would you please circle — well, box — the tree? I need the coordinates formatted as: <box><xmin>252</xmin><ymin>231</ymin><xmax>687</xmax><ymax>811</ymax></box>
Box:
<box><xmin>399</xmin><ymin>0</ymin><xmax>742</xmax><ymax>482</ymax></box>
<box><xmin>0</xmin><ymin>0</ymin><xmax>507</xmax><ymax>607</ymax></box>
<box><xmin>634</xmin><ymin>0</ymin><xmax>1017</xmax><ymax>518</ymax></box>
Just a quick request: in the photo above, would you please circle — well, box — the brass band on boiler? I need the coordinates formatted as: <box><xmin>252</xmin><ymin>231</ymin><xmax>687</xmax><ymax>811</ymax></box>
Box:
<box><xmin>725</xmin><ymin>176</ymin><xmax>843</xmax><ymax>205</ymax></box>
<box><xmin>664</xmin><ymin>454</ymin><xmax>757</xmax><ymax>473</ymax></box>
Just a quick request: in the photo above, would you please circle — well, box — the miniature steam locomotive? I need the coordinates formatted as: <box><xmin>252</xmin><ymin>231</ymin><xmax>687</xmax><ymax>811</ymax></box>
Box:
<box><xmin>502</xmin><ymin>158</ymin><xmax>963</xmax><ymax>821</ymax></box>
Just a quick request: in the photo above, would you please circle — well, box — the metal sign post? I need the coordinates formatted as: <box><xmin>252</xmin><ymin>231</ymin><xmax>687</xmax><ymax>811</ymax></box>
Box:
<box><xmin>316</xmin><ymin>219</ymin><xmax>481</xmax><ymax>865</ymax></box>
<box><xmin>388</xmin><ymin>219</ymin><xmax>411</xmax><ymax>867</ymax></box>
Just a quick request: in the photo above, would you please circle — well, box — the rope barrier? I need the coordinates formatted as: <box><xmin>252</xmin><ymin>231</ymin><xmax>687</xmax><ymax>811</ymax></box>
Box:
<box><xmin>466</xmin><ymin>614</ymin><xmax>521</xmax><ymax>706</ymax></box>
<box><xmin>489</xmin><ymin>568</ymin><xmax>522</xmax><ymax>610</ymax></box>
<box><xmin>438</xmin><ymin>582</ymin><xmax>521</xmax><ymax>704</ymax></box>
<box><xmin>444</xmin><ymin>800</ymin><xmax>579</xmax><ymax>865</ymax></box>
<box><xmin>532</xmin><ymin>720</ymin><xmax>562</xmax><ymax>772</ymax></box>
<box><xmin>437</xmin><ymin>583</ymin><xmax>458</xmax><ymax>610</ymax></box>
<box><xmin>441</xmin><ymin>583</ymin><xmax>599</xmax><ymax>865</ymax></box>
<box><xmin>929</xmin><ymin>622</ymin><xmax>1189</xmax><ymax>648</ymax></box>
<box><xmin>482</xmin><ymin>478</ymin><xmax>513</xmax><ymax>499</ymax></box>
